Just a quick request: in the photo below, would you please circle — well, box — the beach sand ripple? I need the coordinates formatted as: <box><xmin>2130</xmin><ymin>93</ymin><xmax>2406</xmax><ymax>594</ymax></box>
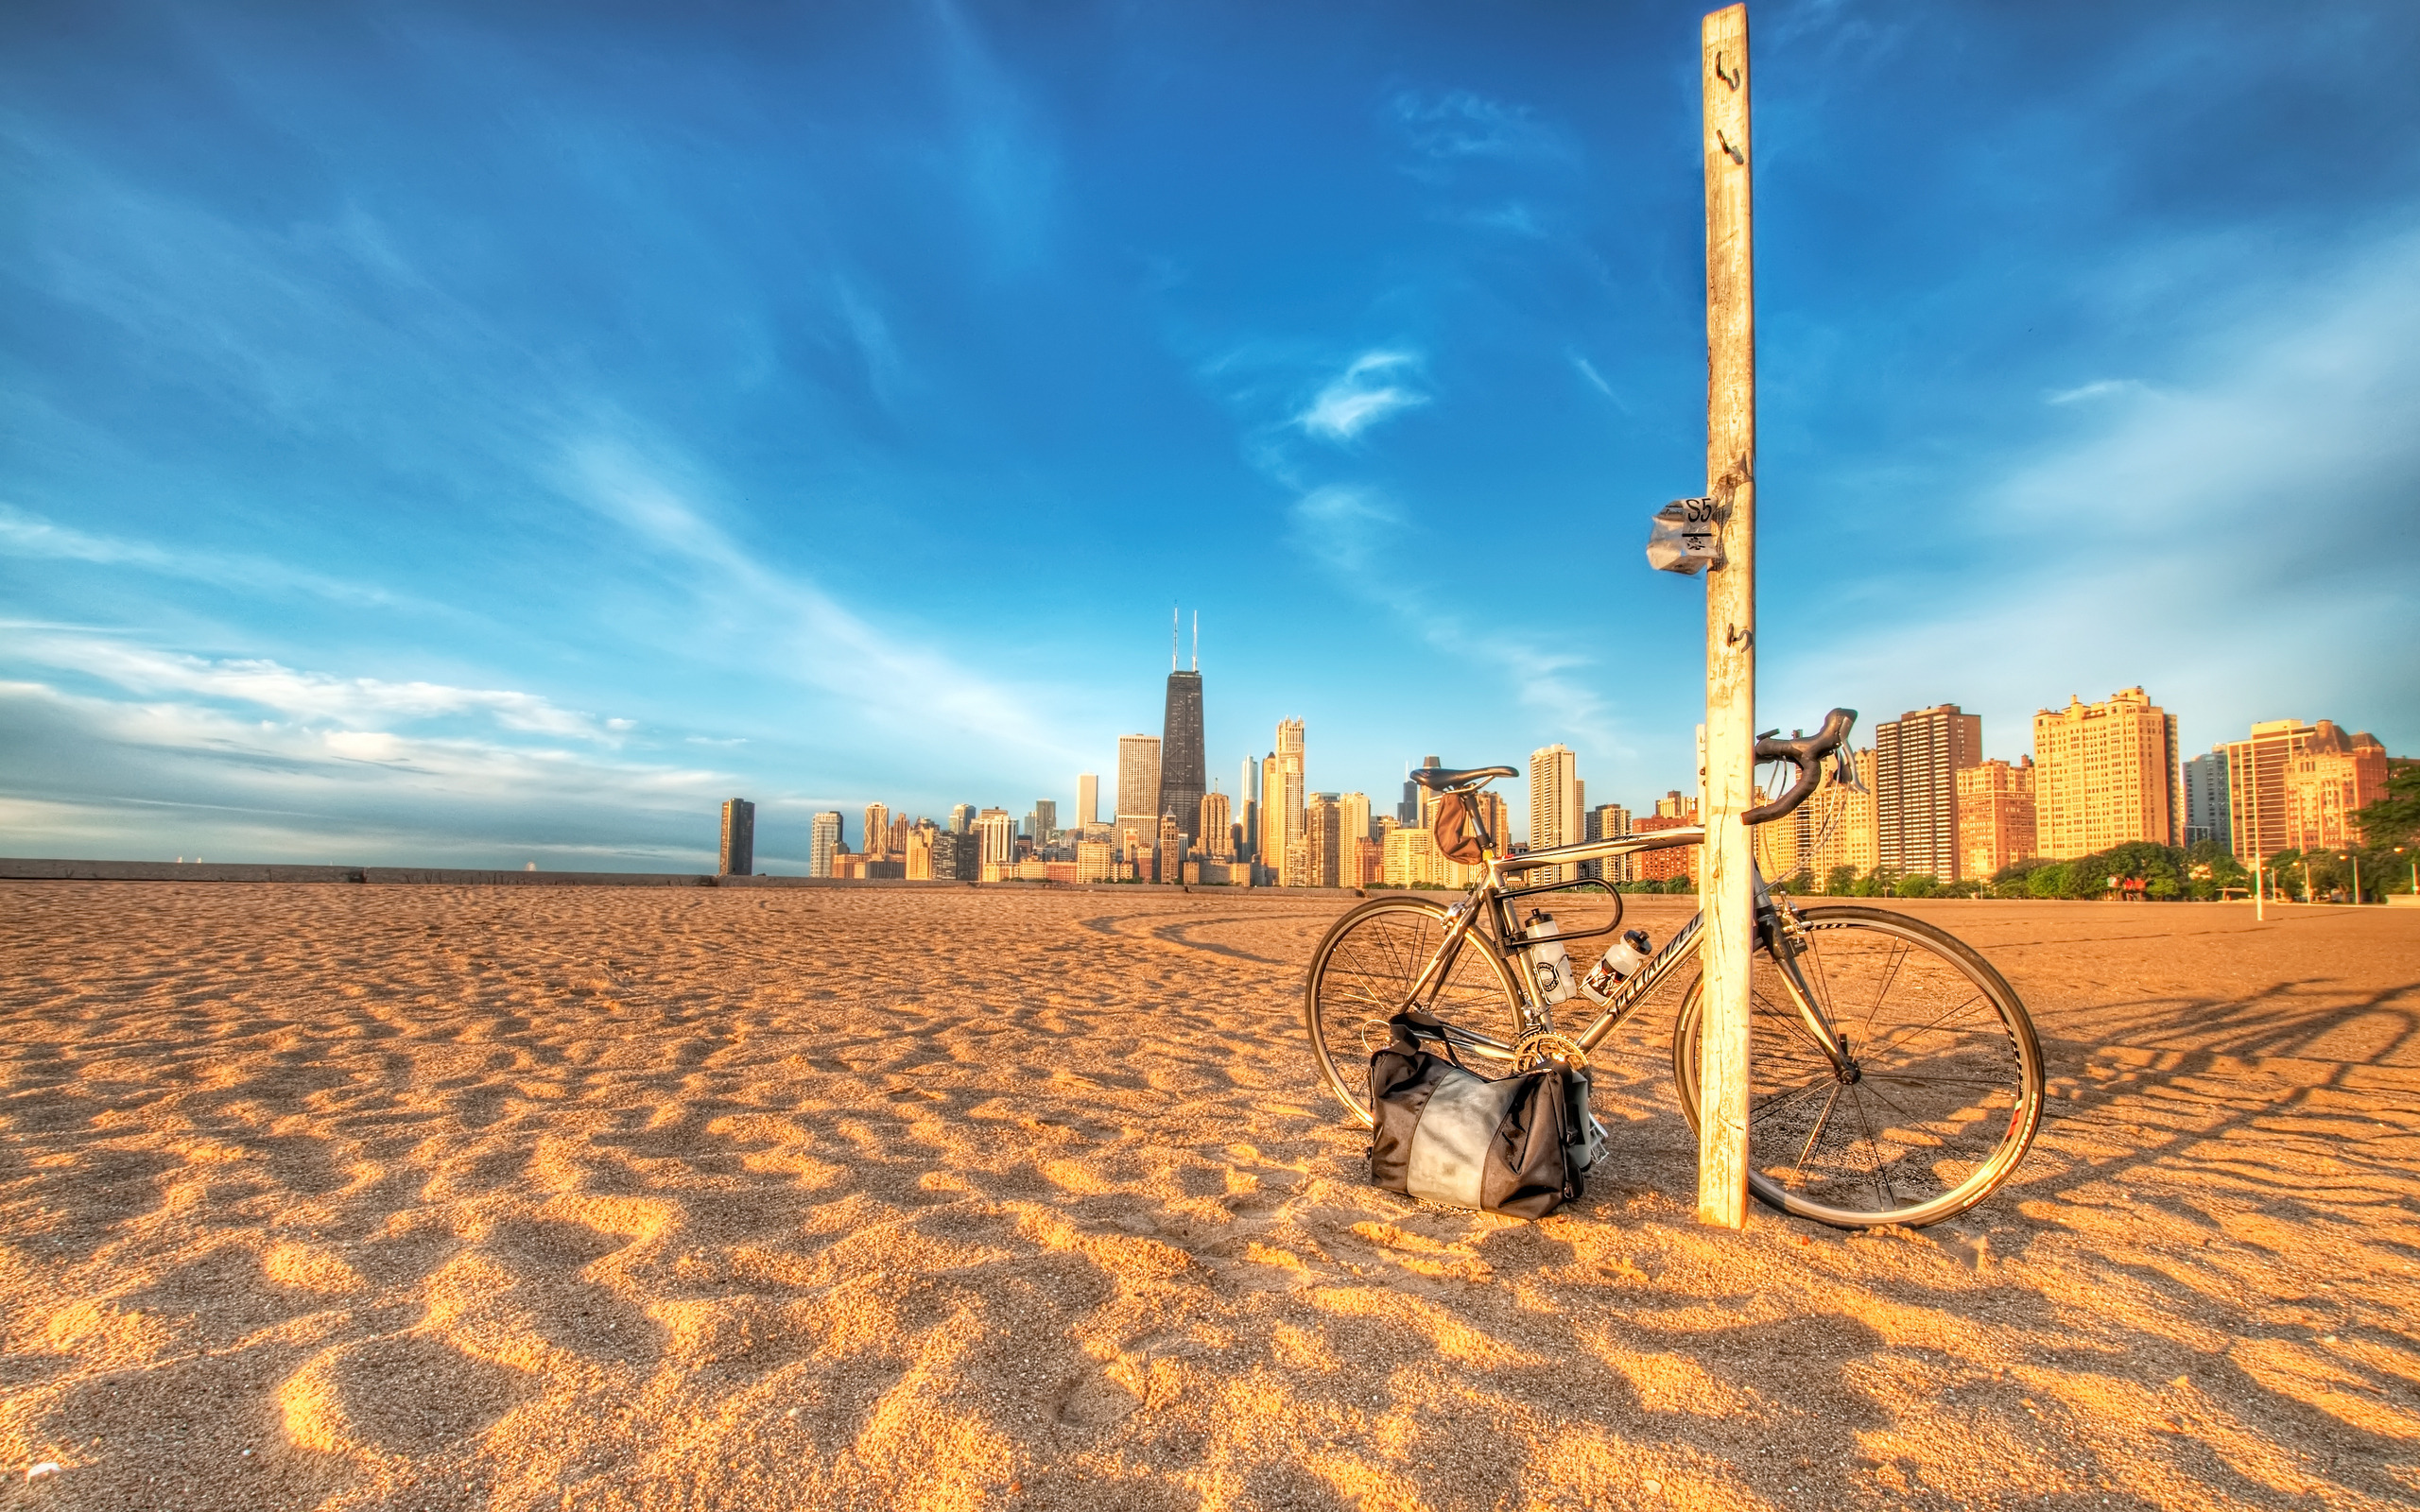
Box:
<box><xmin>3</xmin><ymin>885</ymin><xmax>2416</xmax><ymax>1509</ymax></box>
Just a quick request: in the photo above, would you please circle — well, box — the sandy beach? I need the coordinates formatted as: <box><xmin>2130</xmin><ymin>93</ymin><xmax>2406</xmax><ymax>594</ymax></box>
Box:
<box><xmin>2</xmin><ymin>883</ymin><xmax>2415</xmax><ymax>1511</ymax></box>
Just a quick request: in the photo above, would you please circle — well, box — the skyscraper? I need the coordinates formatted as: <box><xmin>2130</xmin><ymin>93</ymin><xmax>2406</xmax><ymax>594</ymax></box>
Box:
<box><xmin>1876</xmin><ymin>705</ymin><xmax>1982</xmax><ymax>880</ymax></box>
<box><xmin>1160</xmin><ymin>611</ymin><xmax>1207</xmax><ymax>843</ymax></box>
<box><xmin>718</xmin><ymin>799</ymin><xmax>755</xmax><ymax>877</ymax></box>
<box><xmin>1199</xmin><ymin>790</ymin><xmax>1233</xmax><ymax>860</ymax></box>
<box><xmin>2033</xmin><ymin>688</ymin><xmax>2180</xmax><ymax>858</ymax></box>
<box><xmin>910</xmin><ymin>826</ymin><xmax>979</xmax><ymax>881</ymax></box>
<box><xmin>1591</xmin><ymin>803</ymin><xmax>1634</xmax><ymax>884</ymax></box>
<box><xmin>1398</xmin><ymin>756</ymin><xmax>1441</xmax><ymax>827</ymax></box>
<box><xmin>1076</xmin><ymin>774</ymin><xmax>1099</xmax><ymax>827</ymax></box>
<box><xmin>1115</xmin><ymin>735</ymin><xmax>1162</xmax><ymax>834</ymax></box>
<box><xmin>1306</xmin><ymin>793</ymin><xmax>1342</xmax><ymax>887</ymax></box>
<box><xmin>809</xmin><ymin>812</ymin><xmax>843</xmax><ymax>878</ymax></box>
<box><xmin>862</xmin><ymin>802</ymin><xmax>890</xmax><ymax>859</ymax></box>
<box><xmin>1338</xmin><ymin>792</ymin><xmax>1371</xmax><ymax>853</ymax></box>
<box><xmin>1528</xmin><ymin>745</ymin><xmax>1581</xmax><ymax>883</ymax></box>
<box><xmin>2182</xmin><ymin>751</ymin><xmax>2229</xmax><ymax>849</ymax></box>
<box><xmin>977</xmin><ymin>811</ymin><xmax>1016</xmax><ymax>868</ymax></box>
<box><xmin>2218</xmin><ymin>719</ymin><xmax>2387</xmax><ymax>863</ymax></box>
<box><xmin>949</xmin><ymin>803</ymin><xmax>977</xmax><ymax>834</ymax></box>
<box><xmin>1239</xmin><ymin>755</ymin><xmax>1259</xmax><ymax>861</ymax></box>
<box><xmin>1956</xmin><ymin>758</ymin><xmax>2036</xmax><ymax>881</ymax></box>
<box><xmin>1273</xmin><ymin>719</ymin><xmax>1306</xmax><ymax>885</ymax></box>
<box><xmin>1033</xmin><ymin>799</ymin><xmax>1058</xmax><ymax>840</ymax></box>
<box><xmin>2284</xmin><ymin>724</ymin><xmax>2389</xmax><ymax>851</ymax></box>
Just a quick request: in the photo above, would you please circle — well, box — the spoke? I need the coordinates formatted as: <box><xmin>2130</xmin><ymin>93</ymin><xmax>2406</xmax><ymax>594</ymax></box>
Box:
<box><xmin>1788</xmin><ymin>1082</ymin><xmax>1845</xmax><ymax>1192</ymax></box>
<box><xmin>1847</xmin><ymin>1088</ymin><xmax>1899</xmax><ymax>1210</ymax></box>
<box><xmin>1748</xmin><ymin>988</ymin><xmax>1825</xmax><ymax>1045</ymax></box>
<box><xmin>1864</xmin><ymin>938</ymin><xmax>1911</xmax><ymax>1036</ymax></box>
<box><xmin>1750</xmin><ymin>1077</ymin><xmax>1833</xmax><ymax>1125</ymax></box>
<box><xmin>1848</xmin><ymin>1076</ymin><xmax>1938</xmax><ymax>1130</ymax></box>
<box><xmin>1375</xmin><ymin>919</ymin><xmax>1424</xmax><ymax>995</ymax></box>
<box><xmin>1861</xmin><ymin>993</ymin><xmax>1989</xmax><ymax>1061</ymax></box>
<box><xmin>1799</xmin><ymin>924</ymin><xmax>1841</xmax><ymax>1025</ymax></box>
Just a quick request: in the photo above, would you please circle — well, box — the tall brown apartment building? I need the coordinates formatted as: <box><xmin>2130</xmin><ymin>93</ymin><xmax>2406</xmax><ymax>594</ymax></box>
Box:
<box><xmin>1876</xmin><ymin>706</ymin><xmax>1983</xmax><ymax>880</ymax></box>
<box><xmin>1956</xmin><ymin>757</ymin><xmax>2037</xmax><ymax>879</ymax></box>
<box><xmin>1305</xmin><ymin>793</ymin><xmax>1342</xmax><ymax>889</ymax></box>
<box><xmin>2224</xmin><ymin>719</ymin><xmax>2390</xmax><ymax>860</ymax></box>
<box><xmin>2032</xmin><ymin>688</ymin><xmax>2181</xmax><ymax>857</ymax></box>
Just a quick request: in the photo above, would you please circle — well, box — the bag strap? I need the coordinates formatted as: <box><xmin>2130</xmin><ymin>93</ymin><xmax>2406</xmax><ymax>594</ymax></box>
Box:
<box><xmin>1387</xmin><ymin>1007</ymin><xmax>1475</xmax><ymax>1071</ymax></box>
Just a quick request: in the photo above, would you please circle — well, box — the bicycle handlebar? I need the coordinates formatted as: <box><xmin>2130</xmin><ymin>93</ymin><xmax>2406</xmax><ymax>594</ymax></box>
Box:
<box><xmin>1739</xmin><ymin>707</ymin><xmax>1858</xmax><ymax>827</ymax></box>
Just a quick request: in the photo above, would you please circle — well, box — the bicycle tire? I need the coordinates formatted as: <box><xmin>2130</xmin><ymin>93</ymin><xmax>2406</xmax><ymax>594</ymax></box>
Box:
<box><xmin>1305</xmin><ymin>894</ymin><xmax>1527</xmax><ymax>1127</ymax></box>
<box><xmin>1669</xmin><ymin>903</ymin><xmax>2045</xmax><ymax>1228</ymax></box>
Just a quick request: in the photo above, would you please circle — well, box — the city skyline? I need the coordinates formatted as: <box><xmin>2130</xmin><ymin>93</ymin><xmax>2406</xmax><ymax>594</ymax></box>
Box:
<box><xmin>765</xmin><ymin>681</ymin><xmax>2397</xmax><ymax>886</ymax></box>
<box><xmin>3</xmin><ymin>4</ymin><xmax>2416</xmax><ymax>868</ymax></box>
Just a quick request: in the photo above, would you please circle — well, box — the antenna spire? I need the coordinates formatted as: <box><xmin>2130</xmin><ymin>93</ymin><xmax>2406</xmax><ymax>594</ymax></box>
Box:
<box><xmin>1171</xmin><ymin>607</ymin><xmax>1179</xmax><ymax>671</ymax></box>
<box><xmin>1191</xmin><ymin>610</ymin><xmax>1199</xmax><ymax>671</ymax></box>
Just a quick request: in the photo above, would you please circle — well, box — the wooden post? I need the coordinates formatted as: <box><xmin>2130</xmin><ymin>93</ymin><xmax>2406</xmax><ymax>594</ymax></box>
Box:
<box><xmin>1697</xmin><ymin>2</ymin><xmax>1754</xmax><ymax>1229</ymax></box>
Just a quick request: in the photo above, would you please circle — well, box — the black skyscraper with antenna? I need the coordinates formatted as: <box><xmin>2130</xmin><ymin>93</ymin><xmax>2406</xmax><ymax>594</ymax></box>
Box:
<box><xmin>1160</xmin><ymin>610</ymin><xmax>1207</xmax><ymax>843</ymax></box>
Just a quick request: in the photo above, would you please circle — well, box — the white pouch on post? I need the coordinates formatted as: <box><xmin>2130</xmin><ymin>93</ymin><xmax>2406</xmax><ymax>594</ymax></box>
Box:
<box><xmin>1646</xmin><ymin>497</ymin><xmax>1724</xmax><ymax>575</ymax></box>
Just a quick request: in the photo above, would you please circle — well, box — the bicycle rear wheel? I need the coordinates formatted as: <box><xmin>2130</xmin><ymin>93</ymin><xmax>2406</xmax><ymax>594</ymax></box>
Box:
<box><xmin>1670</xmin><ymin>904</ymin><xmax>2044</xmax><ymax>1228</ymax></box>
<box><xmin>1305</xmin><ymin>895</ymin><xmax>1525</xmax><ymax>1127</ymax></box>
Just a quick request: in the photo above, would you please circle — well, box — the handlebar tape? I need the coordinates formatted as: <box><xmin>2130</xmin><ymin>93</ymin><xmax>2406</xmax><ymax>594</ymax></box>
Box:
<box><xmin>1740</xmin><ymin>708</ymin><xmax>1858</xmax><ymax>827</ymax></box>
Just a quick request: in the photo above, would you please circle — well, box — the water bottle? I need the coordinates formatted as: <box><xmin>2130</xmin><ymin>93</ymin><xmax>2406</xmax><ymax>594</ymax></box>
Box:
<box><xmin>1579</xmin><ymin>929</ymin><xmax>1653</xmax><ymax>1005</ymax></box>
<box><xmin>1519</xmin><ymin>910</ymin><xmax>1576</xmax><ymax>1005</ymax></box>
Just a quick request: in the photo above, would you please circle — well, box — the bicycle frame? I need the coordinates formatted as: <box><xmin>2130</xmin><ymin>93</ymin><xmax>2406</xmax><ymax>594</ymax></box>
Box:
<box><xmin>1397</xmin><ymin>823</ymin><xmax>1851</xmax><ymax>1071</ymax></box>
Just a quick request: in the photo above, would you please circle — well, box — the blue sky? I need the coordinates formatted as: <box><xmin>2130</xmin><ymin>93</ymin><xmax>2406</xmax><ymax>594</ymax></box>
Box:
<box><xmin>4</xmin><ymin>0</ymin><xmax>2416</xmax><ymax>869</ymax></box>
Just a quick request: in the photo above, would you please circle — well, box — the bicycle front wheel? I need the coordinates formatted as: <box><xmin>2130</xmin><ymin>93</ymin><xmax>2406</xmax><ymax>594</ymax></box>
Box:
<box><xmin>1305</xmin><ymin>895</ymin><xmax>1526</xmax><ymax>1127</ymax></box>
<box><xmin>1670</xmin><ymin>904</ymin><xmax>2045</xmax><ymax>1228</ymax></box>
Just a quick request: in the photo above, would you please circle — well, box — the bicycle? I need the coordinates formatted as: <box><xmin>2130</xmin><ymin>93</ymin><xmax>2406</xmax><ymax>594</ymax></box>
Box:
<box><xmin>1303</xmin><ymin>710</ymin><xmax>2045</xmax><ymax>1229</ymax></box>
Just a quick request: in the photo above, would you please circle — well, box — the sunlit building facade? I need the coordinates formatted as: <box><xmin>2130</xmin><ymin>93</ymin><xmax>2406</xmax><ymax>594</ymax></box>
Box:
<box><xmin>1956</xmin><ymin>757</ymin><xmax>2036</xmax><ymax>880</ymax></box>
<box><xmin>2032</xmin><ymin>688</ymin><xmax>2181</xmax><ymax>858</ymax></box>
<box><xmin>1115</xmin><ymin>734</ymin><xmax>1162</xmax><ymax>837</ymax></box>
<box><xmin>1528</xmin><ymin>744</ymin><xmax>1582</xmax><ymax>884</ymax></box>
<box><xmin>809</xmin><ymin>811</ymin><xmax>843</xmax><ymax>878</ymax></box>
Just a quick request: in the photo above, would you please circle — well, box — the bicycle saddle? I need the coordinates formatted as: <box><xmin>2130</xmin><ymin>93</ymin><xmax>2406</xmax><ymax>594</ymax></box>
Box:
<box><xmin>1409</xmin><ymin>765</ymin><xmax>1517</xmax><ymax>791</ymax></box>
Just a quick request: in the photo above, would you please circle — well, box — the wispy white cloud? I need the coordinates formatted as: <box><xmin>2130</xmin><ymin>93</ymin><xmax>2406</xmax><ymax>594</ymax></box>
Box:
<box><xmin>14</xmin><ymin>635</ymin><xmax>621</xmax><ymax>743</ymax></box>
<box><xmin>1295</xmin><ymin>351</ymin><xmax>1431</xmax><ymax>443</ymax></box>
<box><xmin>1288</xmin><ymin>487</ymin><xmax>1630</xmax><ymax>771</ymax></box>
<box><xmin>1462</xmin><ymin>202</ymin><xmax>1549</xmax><ymax>238</ymax></box>
<box><xmin>0</xmin><ymin>675</ymin><xmax>735</xmax><ymax>866</ymax></box>
<box><xmin>562</xmin><ymin>437</ymin><xmax>1079</xmax><ymax>761</ymax></box>
<box><xmin>0</xmin><ymin>505</ymin><xmax>415</xmax><ymax>608</ymax></box>
<box><xmin>1569</xmin><ymin>352</ymin><xmax>1622</xmax><ymax>404</ymax></box>
<box><xmin>2042</xmin><ymin>377</ymin><xmax>2148</xmax><ymax>405</ymax></box>
<box><xmin>1390</xmin><ymin>90</ymin><xmax>1569</xmax><ymax>168</ymax></box>
<box><xmin>927</xmin><ymin>0</ymin><xmax>1059</xmax><ymax>270</ymax></box>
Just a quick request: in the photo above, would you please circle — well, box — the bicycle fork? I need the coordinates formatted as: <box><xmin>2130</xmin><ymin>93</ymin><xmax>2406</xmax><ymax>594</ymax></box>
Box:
<box><xmin>1756</xmin><ymin>892</ymin><xmax>1858</xmax><ymax>1078</ymax></box>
